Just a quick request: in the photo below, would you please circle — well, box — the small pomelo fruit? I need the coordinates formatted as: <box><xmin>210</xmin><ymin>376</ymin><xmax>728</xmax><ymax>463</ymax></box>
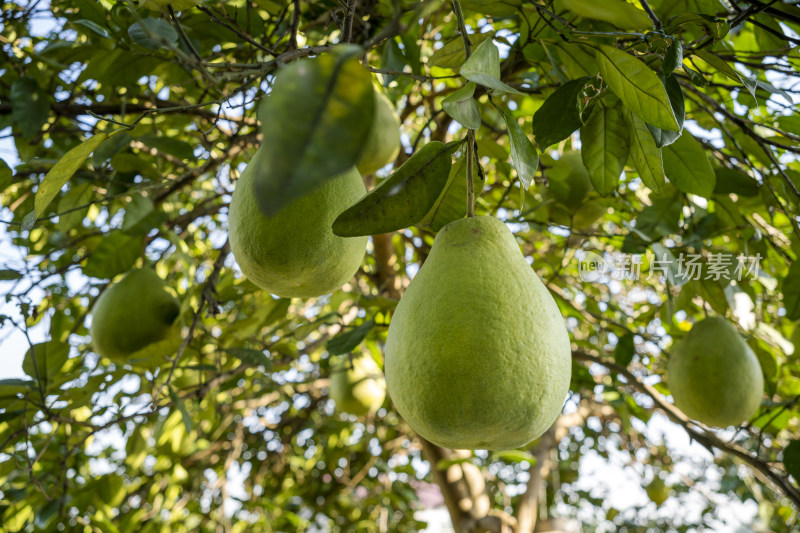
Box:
<box><xmin>667</xmin><ymin>317</ymin><xmax>763</xmax><ymax>427</ymax></box>
<box><xmin>385</xmin><ymin>216</ymin><xmax>572</xmax><ymax>450</ymax></box>
<box><xmin>228</xmin><ymin>154</ymin><xmax>368</xmax><ymax>298</ymax></box>
<box><xmin>90</xmin><ymin>268</ymin><xmax>181</xmax><ymax>361</ymax></box>
<box><xmin>330</xmin><ymin>354</ymin><xmax>386</xmax><ymax>417</ymax></box>
<box><xmin>356</xmin><ymin>91</ymin><xmax>401</xmax><ymax>175</ymax></box>
<box><xmin>646</xmin><ymin>477</ymin><xmax>670</xmax><ymax>506</ymax></box>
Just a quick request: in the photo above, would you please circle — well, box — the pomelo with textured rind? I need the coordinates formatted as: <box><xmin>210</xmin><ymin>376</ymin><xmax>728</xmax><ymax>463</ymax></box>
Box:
<box><xmin>384</xmin><ymin>216</ymin><xmax>572</xmax><ymax>450</ymax></box>
<box><xmin>90</xmin><ymin>268</ymin><xmax>181</xmax><ymax>360</ymax></box>
<box><xmin>330</xmin><ymin>354</ymin><xmax>386</xmax><ymax>417</ymax></box>
<box><xmin>356</xmin><ymin>91</ymin><xmax>401</xmax><ymax>175</ymax></box>
<box><xmin>667</xmin><ymin>317</ymin><xmax>764</xmax><ymax>427</ymax></box>
<box><xmin>228</xmin><ymin>155</ymin><xmax>368</xmax><ymax>298</ymax></box>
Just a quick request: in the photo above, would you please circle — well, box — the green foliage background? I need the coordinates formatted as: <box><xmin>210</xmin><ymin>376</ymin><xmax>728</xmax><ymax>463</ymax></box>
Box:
<box><xmin>1</xmin><ymin>0</ymin><xmax>799</xmax><ymax>531</ymax></box>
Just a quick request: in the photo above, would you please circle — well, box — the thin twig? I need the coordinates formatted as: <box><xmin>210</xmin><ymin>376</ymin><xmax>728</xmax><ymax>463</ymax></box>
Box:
<box><xmin>152</xmin><ymin>239</ymin><xmax>231</xmax><ymax>405</ymax></box>
<box><xmin>573</xmin><ymin>350</ymin><xmax>800</xmax><ymax>507</ymax></box>
<box><xmin>639</xmin><ymin>0</ymin><xmax>661</xmax><ymax>30</ymax></box>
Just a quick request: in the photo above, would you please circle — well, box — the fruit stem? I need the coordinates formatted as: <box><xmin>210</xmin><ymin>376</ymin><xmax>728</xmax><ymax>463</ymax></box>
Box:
<box><xmin>452</xmin><ymin>0</ymin><xmax>476</xmax><ymax>218</ymax></box>
<box><xmin>466</xmin><ymin>130</ymin><xmax>476</xmax><ymax>218</ymax></box>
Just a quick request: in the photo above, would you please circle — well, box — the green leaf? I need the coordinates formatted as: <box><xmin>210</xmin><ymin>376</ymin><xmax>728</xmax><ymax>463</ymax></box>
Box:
<box><xmin>662</xmin><ymin>38</ymin><xmax>683</xmax><ymax>74</ymax></box>
<box><xmin>624</xmin><ymin>109</ymin><xmax>665</xmax><ymax>192</ymax></box>
<box><xmin>442</xmin><ymin>83</ymin><xmax>481</xmax><ymax>130</ymax></box>
<box><xmin>490</xmin><ymin>449</ymin><xmax>536</xmax><ymax>465</ymax></box>
<box><xmin>665</xmin><ymin>13</ymin><xmax>729</xmax><ymax>41</ymax></box>
<box><xmin>168</xmin><ymin>387</ymin><xmax>194</xmax><ymax>434</ymax></box>
<box><xmin>0</xmin><ymin>159</ymin><xmax>11</xmax><ymax>192</ymax></box>
<box><xmin>332</xmin><ymin>141</ymin><xmax>454</xmax><ymax>237</ymax></box>
<box><xmin>122</xmin><ymin>194</ymin><xmax>166</xmax><ymax>235</ymax></box>
<box><xmin>11</xmin><ymin>77</ymin><xmax>49</xmax><ymax>139</ymax></box>
<box><xmin>594</xmin><ymin>44</ymin><xmax>679</xmax><ymax>132</ymax></box>
<box><xmin>227</xmin><ymin>348</ymin><xmax>272</xmax><ymax>368</ymax></box>
<box><xmin>784</xmin><ymin>440</ymin><xmax>800</xmax><ymax>481</ymax></box>
<box><xmin>327</xmin><ymin>320</ymin><xmax>376</xmax><ymax>355</ymax></box>
<box><xmin>418</xmin><ymin>156</ymin><xmax>478</xmax><ymax>231</ymax></box>
<box><xmin>138</xmin><ymin>134</ymin><xmax>196</xmax><ymax>160</ymax></box>
<box><xmin>57</xmin><ymin>182</ymin><xmax>94</xmax><ymax>231</ymax></box>
<box><xmin>560</xmin><ymin>0</ymin><xmax>652</xmax><ymax>30</ymax></box>
<box><xmin>255</xmin><ymin>45</ymin><xmax>374</xmax><ymax>216</ymax></box>
<box><xmin>614</xmin><ymin>333</ymin><xmax>635</xmax><ymax>367</ymax></box>
<box><xmin>83</xmin><ymin>231</ymin><xmax>144</xmax><ymax>279</ymax></box>
<box><xmin>645</xmin><ymin>73</ymin><xmax>685</xmax><ymax>148</ymax></box>
<box><xmin>22</xmin><ymin>341</ymin><xmax>69</xmax><ymax>392</ymax></box>
<box><xmin>782</xmin><ymin>262</ymin><xmax>800</xmax><ymax>321</ymax></box>
<box><xmin>0</xmin><ymin>379</ymin><xmax>35</xmax><ymax>399</ymax></box>
<box><xmin>460</xmin><ymin>39</ymin><xmax>523</xmax><ymax>95</ymax></box>
<box><xmin>504</xmin><ymin>111</ymin><xmax>539</xmax><ymax>192</ymax></box>
<box><xmin>429</xmin><ymin>33</ymin><xmax>493</xmax><ymax>69</ymax></box>
<box><xmin>692</xmin><ymin>49</ymin><xmax>756</xmax><ymax>103</ymax></box>
<box><xmin>662</xmin><ymin>132</ymin><xmax>716</xmax><ymax>198</ymax></box>
<box><xmin>713</xmin><ymin>167</ymin><xmax>759</xmax><ymax>197</ymax></box>
<box><xmin>681</xmin><ymin>64</ymin><xmax>707</xmax><ymax>87</ymax></box>
<box><xmin>72</xmin><ymin>19</ymin><xmax>110</xmax><ymax>38</ymax></box>
<box><xmin>128</xmin><ymin>18</ymin><xmax>179</xmax><ymax>50</ymax></box>
<box><xmin>0</xmin><ymin>269</ymin><xmax>23</xmax><ymax>281</ymax></box>
<box><xmin>580</xmin><ymin>103</ymin><xmax>629</xmax><ymax>196</ymax></box>
<box><xmin>34</xmin><ymin>131</ymin><xmax>117</xmax><ymax>219</ymax></box>
<box><xmin>532</xmin><ymin>77</ymin><xmax>591</xmax><ymax>149</ymax></box>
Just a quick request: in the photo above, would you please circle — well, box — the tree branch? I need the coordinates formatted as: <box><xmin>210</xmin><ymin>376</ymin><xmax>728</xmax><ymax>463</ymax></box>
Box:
<box><xmin>573</xmin><ymin>350</ymin><xmax>800</xmax><ymax>508</ymax></box>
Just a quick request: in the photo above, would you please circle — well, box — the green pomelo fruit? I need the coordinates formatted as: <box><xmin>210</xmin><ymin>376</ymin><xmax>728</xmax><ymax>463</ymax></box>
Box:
<box><xmin>667</xmin><ymin>317</ymin><xmax>764</xmax><ymax>427</ymax></box>
<box><xmin>330</xmin><ymin>354</ymin><xmax>387</xmax><ymax>417</ymax></box>
<box><xmin>142</xmin><ymin>0</ymin><xmax>200</xmax><ymax>10</ymax></box>
<box><xmin>645</xmin><ymin>477</ymin><xmax>670</xmax><ymax>506</ymax></box>
<box><xmin>384</xmin><ymin>216</ymin><xmax>572</xmax><ymax>450</ymax></box>
<box><xmin>90</xmin><ymin>268</ymin><xmax>181</xmax><ymax>361</ymax></box>
<box><xmin>228</xmin><ymin>155</ymin><xmax>368</xmax><ymax>298</ymax></box>
<box><xmin>356</xmin><ymin>91</ymin><xmax>401</xmax><ymax>176</ymax></box>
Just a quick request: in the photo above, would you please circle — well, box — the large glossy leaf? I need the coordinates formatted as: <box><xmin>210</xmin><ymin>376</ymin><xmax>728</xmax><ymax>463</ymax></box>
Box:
<box><xmin>22</xmin><ymin>341</ymin><xmax>69</xmax><ymax>392</ymax></box>
<box><xmin>255</xmin><ymin>45</ymin><xmax>374</xmax><ymax>216</ymax></box>
<box><xmin>624</xmin><ymin>109</ymin><xmax>665</xmax><ymax>192</ymax></box>
<box><xmin>128</xmin><ymin>18</ymin><xmax>179</xmax><ymax>50</ymax></box>
<box><xmin>594</xmin><ymin>44</ymin><xmax>679</xmax><ymax>132</ymax></box>
<box><xmin>417</xmin><ymin>156</ymin><xmax>475</xmax><ymax>231</ymax></box>
<box><xmin>580</xmin><ymin>103</ymin><xmax>629</xmax><ymax>196</ymax></box>
<box><xmin>532</xmin><ymin>77</ymin><xmax>591</xmax><ymax>149</ymax></box>
<box><xmin>713</xmin><ymin>167</ymin><xmax>759</xmax><ymax>197</ymax></box>
<box><xmin>646</xmin><ymin>73</ymin><xmax>685</xmax><ymax>148</ymax></box>
<box><xmin>460</xmin><ymin>39</ymin><xmax>523</xmax><ymax>94</ymax></box>
<box><xmin>662</xmin><ymin>131</ymin><xmax>716</xmax><ymax>197</ymax></box>
<box><xmin>560</xmin><ymin>0</ymin><xmax>652</xmax><ymax>30</ymax></box>
<box><xmin>784</xmin><ymin>440</ymin><xmax>800</xmax><ymax>481</ymax></box>
<box><xmin>327</xmin><ymin>320</ymin><xmax>375</xmax><ymax>355</ymax></box>
<box><xmin>442</xmin><ymin>83</ymin><xmax>481</xmax><ymax>130</ymax></box>
<box><xmin>429</xmin><ymin>33</ymin><xmax>493</xmax><ymax>69</ymax></box>
<box><xmin>504</xmin><ymin>111</ymin><xmax>538</xmax><ymax>192</ymax></box>
<box><xmin>83</xmin><ymin>231</ymin><xmax>144</xmax><ymax>279</ymax></box>
<box><xmin>332</xmin><ymin>141</ymin><xmax>455</xmax><ymax>237</ymax></box>
<box><xmin>693</xmin><ymin>49</ymin><xmax>757</xmax><ymax>103</ymax></box>
<box><xmin>34</xmin><ymin>130</ymin><xmax>117</xmax><ymax>220</ymax></box>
